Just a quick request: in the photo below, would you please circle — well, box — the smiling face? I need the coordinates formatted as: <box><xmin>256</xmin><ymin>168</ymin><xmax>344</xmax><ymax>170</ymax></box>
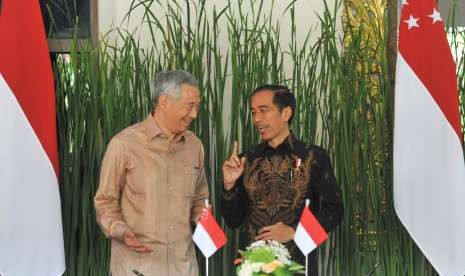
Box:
<box><xmin>159</xmin><ymin>84</ymin><xmax>201</xmax><ymax>135</ymax></box>
<box><xmin>251</xmin><ymin>90</ymin><xmax>291</xmax><ymax>147</ymax></box>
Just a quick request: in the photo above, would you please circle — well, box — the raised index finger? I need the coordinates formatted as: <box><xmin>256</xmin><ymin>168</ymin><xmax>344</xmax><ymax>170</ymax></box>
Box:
<box><xmin>230</xmin><ymin>140</ymin><xmax>238</xmax><ymax>158</ymax></box>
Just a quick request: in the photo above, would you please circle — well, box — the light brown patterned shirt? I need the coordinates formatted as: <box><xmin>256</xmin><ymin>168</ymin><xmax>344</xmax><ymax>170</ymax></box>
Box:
<box><xmin>95</xmin><ymin>114</ymin><xmax>209</xmax><ymax>276</ymax></box>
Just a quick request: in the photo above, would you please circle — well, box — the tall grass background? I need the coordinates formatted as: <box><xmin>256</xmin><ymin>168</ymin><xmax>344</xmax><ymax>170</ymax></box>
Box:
<box><xmin>53</xmin><ymin>0</ymin><xmax>465</xmax><ymax>275</ymax></box>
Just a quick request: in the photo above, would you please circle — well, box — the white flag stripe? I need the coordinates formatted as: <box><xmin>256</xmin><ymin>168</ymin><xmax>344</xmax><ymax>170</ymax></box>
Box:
<box><xmin>192</xmin><ymin>223</ymin><xmax>218</xmax><ymax>258</ymax></box>
<box><xmin>294</xmin><ymin>223</ymin><xmax>317</xmax><ymax>256</ymax></box>
<box><xmin>0</xmin><ymin>74</ymin><xmax>65</xmax><ymax>276</ymax></box>
<box><xmin>394</xmin><ymin>54</ymin><xmax>465</xmax><ymax>276</ymax></box>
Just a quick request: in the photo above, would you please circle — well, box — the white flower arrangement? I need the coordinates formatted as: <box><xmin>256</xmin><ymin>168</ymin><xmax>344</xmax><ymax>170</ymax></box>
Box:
<box><xmin>235</xmin><ymin>240</ymin><xmax>305</xmax><ymax>276</ymax></box>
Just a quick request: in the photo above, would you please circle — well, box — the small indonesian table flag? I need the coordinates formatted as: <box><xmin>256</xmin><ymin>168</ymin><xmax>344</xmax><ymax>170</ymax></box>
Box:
<box><xmin>294</xmin><ymin>200</ymin><xmax>328</xmax><ymax>255</ymax></box>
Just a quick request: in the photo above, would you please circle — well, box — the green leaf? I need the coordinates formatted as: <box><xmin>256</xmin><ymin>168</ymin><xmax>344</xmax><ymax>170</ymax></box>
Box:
<box><xmin>288</xmin><ymin>262</ymin><xmax>305</xmax><ymax>272</ymax></box>
<box><xmin>271</xmin><ymin>266</ymin><xmax>291</xmax><ymax>276</ymax></box>
<box><xmin>245</xmin><ymin>248</ymin><xmax>275</xmax><ymax>263</ymax></box>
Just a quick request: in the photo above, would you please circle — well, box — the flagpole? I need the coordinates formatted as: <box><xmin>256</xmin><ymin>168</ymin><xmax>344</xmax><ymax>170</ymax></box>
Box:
<box><xmin>204</xmin><ymin>199</ymin><xmax>209</xmax><ymax>276</ymax></box>
<box><xmin>305</xmin><ymin>254</ymin><xmax>308</xmax><ymax>276</ymax></box>
<box><xmin>305</xmin><ymin>198</ymin><xmax>310</xmax><ymax>276</ymax></box>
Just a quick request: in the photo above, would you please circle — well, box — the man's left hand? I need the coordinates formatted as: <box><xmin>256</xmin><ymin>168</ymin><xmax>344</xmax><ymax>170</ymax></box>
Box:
<box><xmin>255</xmin><ymin>222</ymin><xmax>295</xmax><ymax>243</ymax></box>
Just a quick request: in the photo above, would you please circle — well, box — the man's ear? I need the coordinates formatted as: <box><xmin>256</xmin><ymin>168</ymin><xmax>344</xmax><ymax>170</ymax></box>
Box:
<box><xmin>158</xmin><ymin>94</ymin><xmax>169</xmax><ymax>109</ymax></box>
<box><xmin>282</xmin><ymin>106</ymin><xmax>292</xmax><ymax>123</ymax></box>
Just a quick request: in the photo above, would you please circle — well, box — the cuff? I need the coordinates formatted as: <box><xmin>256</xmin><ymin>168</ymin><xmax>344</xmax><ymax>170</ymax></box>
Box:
<box><xmin>222</xmin><ymin>185</ymin><xmax>238</xmax><ymax>200</ymax></box>
<box><xmin>110</xmin><ymin>221</ymin><xmax>130</xmax><ymax>241</ymax></box>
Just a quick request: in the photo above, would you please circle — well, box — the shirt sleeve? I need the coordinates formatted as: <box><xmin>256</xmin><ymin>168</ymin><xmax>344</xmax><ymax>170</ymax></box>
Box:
<box><xmin>307</xmin><ymin>148</ymin><xmax>344</xmax><ymax>232</ymax></box>
<box><xmin>191</xmin><ymin>144</ymin><xmax>210</xmax><ymax>223</ymax></box>
<box><xmin>94</xmin><ymin>137</ymin><xmax>130</xmax><ymax>241</ymax></box>
<box><xmin>221</xmin><ymin>174</ymin><xmax>248</xmax><ymax>228</ymax></box>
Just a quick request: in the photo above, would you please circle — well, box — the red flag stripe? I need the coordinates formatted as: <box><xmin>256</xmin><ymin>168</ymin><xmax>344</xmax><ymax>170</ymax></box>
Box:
<box><xmin>200</xmin><ymin>209</ymin><xmax>227</xmax><ymax>248</ymax></box>
<box><xmin>0</xmin><ymin>0</ymin><xmax>59</xmax><ymax>174</ymax></box>
<box><xmin>300</xmin><ymin>207</ymin><xmax>328</xmax><ymax>245</ymax></box>
<box><xmin>398</xmin><ymin>0</ymin><xmax>463</xmax><ymax>142</ymax></box>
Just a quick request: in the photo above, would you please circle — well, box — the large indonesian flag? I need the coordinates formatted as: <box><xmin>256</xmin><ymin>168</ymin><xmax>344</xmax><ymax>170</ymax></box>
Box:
<box><xmin>193</xmin><ymin>206</ymin><xmax>227</xmax><ymax>258</ymax></box>
<box><xmin>394</xmin><ymin>0</ymin><xmax>465</xmax><ymax>275</ymax></box>
<box><xmin>294</xmin><ymin>203</ymin><xmax>328</xmax><ymax>255</ymax></box>
<box><xmin>0</xmin><ymin>0</ymin><xmax>65</xmax><ymax>276</ymax></box>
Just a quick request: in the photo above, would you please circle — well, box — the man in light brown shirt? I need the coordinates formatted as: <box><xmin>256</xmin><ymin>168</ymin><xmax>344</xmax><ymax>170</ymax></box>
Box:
<box><xmin>94</xmin><ymin>70</ymin><xmax>209</xmax><ymax>276</ymax></box>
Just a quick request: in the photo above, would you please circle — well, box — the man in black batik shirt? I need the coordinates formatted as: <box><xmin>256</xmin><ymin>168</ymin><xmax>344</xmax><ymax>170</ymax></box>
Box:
<box><xmin>221</xmin><ymin>85</ymin><xmax>344</xmax><ymax>276</ymax></box>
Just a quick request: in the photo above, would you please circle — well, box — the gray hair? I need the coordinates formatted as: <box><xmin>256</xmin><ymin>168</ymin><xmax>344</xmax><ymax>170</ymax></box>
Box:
<box><xmin>152</xmin><ymin>70</ymin><xmax>199</xmax><ymax>107</ymax></box>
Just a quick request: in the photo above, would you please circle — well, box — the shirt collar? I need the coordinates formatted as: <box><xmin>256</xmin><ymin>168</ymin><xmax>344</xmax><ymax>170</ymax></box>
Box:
<box><xmin>142</xmin><ymin>113</ymin><xmax>187</xmax><ymax>143</ymax></box>
<box><xmin>259</xmin><ymin>132</ymin><xmax>296</xmax><ymax>153</ymax></box>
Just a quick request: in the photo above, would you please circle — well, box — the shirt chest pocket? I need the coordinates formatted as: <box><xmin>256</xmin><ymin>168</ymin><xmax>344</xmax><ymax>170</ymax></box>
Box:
<box><xmin>180</xmin><ymin>166</ymin><xmax>198</xmax><ymax>197</ymax></box>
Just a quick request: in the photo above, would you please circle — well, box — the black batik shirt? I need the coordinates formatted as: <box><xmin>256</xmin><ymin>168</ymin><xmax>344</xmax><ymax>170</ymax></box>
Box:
<box><xmin>221</xmin><ymin>134</ymin><xmax>344</xmax><ymax>275</ymax></box>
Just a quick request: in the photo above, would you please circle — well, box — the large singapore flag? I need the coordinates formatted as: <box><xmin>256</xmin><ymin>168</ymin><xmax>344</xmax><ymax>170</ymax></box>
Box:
<box><xmin>0</xmin><ymin>0</ymin><xmax>65</xmax><ymax>276</ymax></box>
<box><xmin>394</xmin><ymin>0</ymin><xmax>465</xmax><ymax>275</ymax></box>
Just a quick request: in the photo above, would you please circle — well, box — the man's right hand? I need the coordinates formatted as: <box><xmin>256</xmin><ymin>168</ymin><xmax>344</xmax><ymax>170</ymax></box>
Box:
<box><xmin>222</xmin><ymin>141</ymin><xmax>246</xmax><ymax>191</ymax></box>
<box><xmin>123</xmin><ymin>229</ymin><xmax>152</xmax><ymax>253</ymax></box>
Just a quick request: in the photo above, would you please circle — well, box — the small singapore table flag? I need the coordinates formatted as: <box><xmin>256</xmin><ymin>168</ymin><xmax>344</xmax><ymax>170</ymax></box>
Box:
<box><xmin>193</xmin><ymin>199</ymin><xmax>227</xmax><ymax>258</ymax></box>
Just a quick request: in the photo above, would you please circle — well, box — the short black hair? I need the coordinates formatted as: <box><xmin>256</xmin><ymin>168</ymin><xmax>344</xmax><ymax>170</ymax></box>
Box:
<box><xmin>252</xmin><ymin>84</ymin><xmax>296</xmax><ymax>125</ymax></box>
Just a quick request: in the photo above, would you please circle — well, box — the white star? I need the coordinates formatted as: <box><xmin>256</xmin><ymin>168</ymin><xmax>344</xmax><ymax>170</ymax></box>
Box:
<box><xmin>404</xmin><ymin>14</ymin><xmax>420</xmax><ymax>30</ymax></box>
<box><xmin>401</xmin><ymin>0</ymin><xmax>409</xmax><ymax>6</ymax></box>
<box><xmin>428</xmin><ymin>8</ymin><xmax>442</xmax><ymax>24</ymax></box>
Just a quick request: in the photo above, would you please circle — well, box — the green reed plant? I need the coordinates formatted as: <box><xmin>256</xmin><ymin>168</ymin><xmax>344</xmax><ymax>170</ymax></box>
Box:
<box><xmin>446</xmin><ymin>0</ymin><xmax>465</xmax><ymax>145</ymax></box>
<box><xmin>55</xmin><ymin>30</ymin><xmax>154</xmax><ymax>275</ymax></box>
<box><xmin>54</xmin><ymin>0</ymin><xmax>465</xmax><ymax>275</ymax></box>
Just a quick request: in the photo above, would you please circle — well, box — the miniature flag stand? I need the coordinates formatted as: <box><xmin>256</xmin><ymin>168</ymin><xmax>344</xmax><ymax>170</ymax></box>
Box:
<box><xmin>193</xmin><ymin>199</ymin><xmax>227</xmax><ymax>276</ymax></box>
<box><xmin>294</xmin><ymin>199</ymin><xmax>328</xmax><ymax>276</ymax></box>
